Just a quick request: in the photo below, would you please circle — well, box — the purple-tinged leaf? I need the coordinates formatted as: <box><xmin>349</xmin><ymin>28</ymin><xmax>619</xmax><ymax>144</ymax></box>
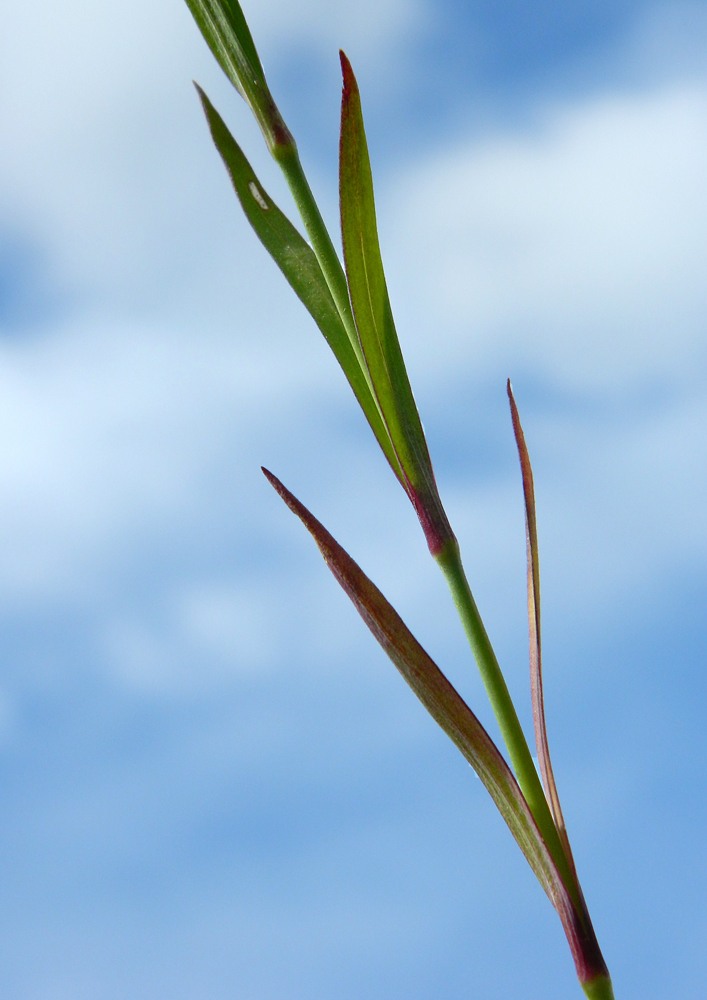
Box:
<box><xmin>507</xmin><ymin>381</ymin><xmax>572</xmax><ymax>861</ymax></box>
<box><xmin>507</xmin><ymin>383</ymin><xmax>613</xmax><ymax>997</ymax></box>
<box><xmin>262</xmin><ymin>467</ymin><xmax>611</xmax><ymax>991</ymax></box>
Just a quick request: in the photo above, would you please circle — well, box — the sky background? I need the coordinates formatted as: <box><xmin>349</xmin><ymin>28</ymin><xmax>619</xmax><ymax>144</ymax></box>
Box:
<box><xmin>1</xmin><ymin>1</ymin><xmax>706</xmax><ymax>997</ymax></box>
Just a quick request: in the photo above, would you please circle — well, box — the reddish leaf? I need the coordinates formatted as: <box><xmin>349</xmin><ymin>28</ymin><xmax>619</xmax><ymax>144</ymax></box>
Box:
<box><xmin>263</xmin><ymin>467</ymin><xmax>610</xmax><ymax>991</ymax></box>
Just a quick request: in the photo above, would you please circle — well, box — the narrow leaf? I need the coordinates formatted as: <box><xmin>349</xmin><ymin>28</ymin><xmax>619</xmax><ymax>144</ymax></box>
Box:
<box><xmin>185</xmin><ymin>0</ymin><xmax>293</xmax><ymax>155</ymax></box>
<box><xmin>338</xmin><ymin>53</ymin><xmax>453</xmax><ymax>556</ymax></box>
<box><xmin>197</xmin><ymin>86</ymin><xmax>402</xmax><ymax>478</ymax></box>
<box><xmin>263</xmin><ymin>467</ymin><xmax>610</xmax><ymax>988</ymax></box>
<box><xmin>507</xmin><ymin>380</ymin><xmax>574</xmax><ymax>865</ymax></box>
<box><xmin>185</xmin><ymin>0</ymin><xmax>263</xmax><ymax>87</ymax></box>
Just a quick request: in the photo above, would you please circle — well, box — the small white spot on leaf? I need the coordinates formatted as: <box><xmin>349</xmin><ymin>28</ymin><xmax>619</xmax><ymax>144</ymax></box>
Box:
<box><xmin>248</xmin><ymin>181</ymin><xmax>268</xmax><ymax>210</ymax></box>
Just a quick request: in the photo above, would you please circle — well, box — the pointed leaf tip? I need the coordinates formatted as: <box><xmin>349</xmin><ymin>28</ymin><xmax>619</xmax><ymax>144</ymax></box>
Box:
<box><xmin>262</xmin><ymin>467</ymin><xmax>296</xmax><ymax>511</ymax></box>
<box><xmin>339</xmin><ymin>50</ymin><xmax>357</xmax><ymax>97</ymax></box>
<box><xmin>262</xmin><ymin>468</ymin><xmax>326</xmax><ymax>543</ymax></box>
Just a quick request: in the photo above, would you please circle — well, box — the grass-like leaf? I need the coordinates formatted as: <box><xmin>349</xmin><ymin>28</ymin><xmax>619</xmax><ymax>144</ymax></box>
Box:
<box><xmin>197</xmin><ymin>86</ymin><xmax>402</xmax><ymax>476</ymax></box>
<box><xmin>262</xmin><ymin>467</ymin><xmax>611</xmax><ymax>994</ymax></box>
<box><xmin>506</xmin><ymin>384</ymin><xmax>614</xmax><ymax>998</ymax></box>
<box><xmin>185</xmin><ymin>0</ymin><xmax>293</xmax><ymax>155</ymax></box>
<box><xmin>507</xmin><ymin>381</ymin><xmax>573</xmax><ymax>862</ymax></box>
<box><xmin>338</xmin><ymin>53</ymin><xmax>453</xmax><ymax>556</ymax></box>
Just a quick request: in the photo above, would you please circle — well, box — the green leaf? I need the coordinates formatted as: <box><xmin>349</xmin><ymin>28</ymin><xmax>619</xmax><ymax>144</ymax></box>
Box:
<box><xmin>263</xmin><ymin>467</ymin><xmax>611</xmax><ymax>992</ymax></box>
<box><xmin>185</xmin><ymin>0</ymin><xmax>263</xmax><ymax>87</ymax></box>
<box><xmin>338</xmin><ymin>53</ymin><xmax>453</xmax><ymax>555</ymax></box>
<box><xmin>185</xmin><ymin>0</ymin><xmax>293</xmax><ymax>155</ymax></box>
<box><xmin>196</xmin><ymin>86</ymin><xmax>402</xmax><ymax>477</ymax></box>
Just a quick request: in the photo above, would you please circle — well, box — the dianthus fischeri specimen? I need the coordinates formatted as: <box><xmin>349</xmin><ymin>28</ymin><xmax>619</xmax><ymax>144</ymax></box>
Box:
<box><xmin>184</xmin><ymin>2</ymin><xmax>615</xmax><ymax>996</ymax></box>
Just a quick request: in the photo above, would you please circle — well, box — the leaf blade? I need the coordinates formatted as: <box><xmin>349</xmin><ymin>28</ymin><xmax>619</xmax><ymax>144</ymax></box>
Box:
<box><xmin>185</xmin><ymin>0</ymin><xmax>293</xmax><ymax>154</ymax></box>
<box><xmin>263</xmin><ymin>467</ymin><xmax>609</xmax><ymax>988</ymax></box>
<box><xmin>186</xmin><ymin>0</ymin><xmax>264</xmax><ymax>87</ymax></box>
<box><xmin>197</xmin><ymin>87</ymin><xmax>402</xmax><ymax>478</ymax></box>
<box><xmin>338</xmin><ymin>53</ymin><xmax>453</xmax><ymax>554</ymax></box>
<box><xmin>507</xmin><ymin>381</ymin><xmax>572</xmax><ymax>858</ymax></box>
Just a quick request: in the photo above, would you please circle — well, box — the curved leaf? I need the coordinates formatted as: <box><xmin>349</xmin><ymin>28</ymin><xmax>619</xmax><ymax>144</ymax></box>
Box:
<box><xmin>507</xmin><ymin>381</ymin><xmax>574</xmax><ymax>865</ymax></box>
<box><xmin>263</xmin><ymin>467</ymin><xmax>610</xmax><ymax>991</ymax></box>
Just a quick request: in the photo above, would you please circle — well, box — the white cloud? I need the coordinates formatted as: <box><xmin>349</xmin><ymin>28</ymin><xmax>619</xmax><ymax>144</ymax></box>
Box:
<box><xmin>106</xmin><ymin>579</ymin><xmax>283</xmax><ymax>692</ymax></box>
<box><xmin>0</xmin><ymin>314</ymin><xmax>334</xmax><ymax>606</ymax></box>
<box><xmin>0</xmin><ymin>0</ymin><xmax>419</xmax><ymax>305</ymax></box>
<box><xmin>386</xmin><ymin>81</ymin><xmax>707</xmax><ymax>391</ymax></box>
<box><xmin>480</xmin><ymin>387</ymin><xmax>707</xmax><ymax>621</ymax></box>
<box><xmin>248</xmin><ymin>0</ymin><xmax>424</xmax><ymax>62</ymax></box>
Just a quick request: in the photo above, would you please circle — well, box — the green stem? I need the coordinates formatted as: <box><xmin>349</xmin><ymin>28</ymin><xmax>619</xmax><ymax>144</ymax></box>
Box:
<box><xmin>436</xmin><ymin>540</ymin><xmax>579</xmax><ymax>901</ymax></box>
<box><xmin>582</xmin><ymin>975</ymin><xmax>616</xmax><ymax>1000</ymax></box>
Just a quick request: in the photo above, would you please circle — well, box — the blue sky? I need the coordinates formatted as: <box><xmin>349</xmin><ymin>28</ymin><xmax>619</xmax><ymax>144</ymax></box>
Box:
<box><xmin>1</xmin><ymin>1</ymin><xmax>706</xmax><ymax>997</ymax></box>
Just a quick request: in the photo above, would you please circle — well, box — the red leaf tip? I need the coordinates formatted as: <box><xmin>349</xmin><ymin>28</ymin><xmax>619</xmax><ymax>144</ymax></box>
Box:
<box><xmin>339</xmin><ymin>50</ymin><xmax>357</xmax><ymax>98</ymax></box>
<box><xmin>262</xmin><ymin>466</ymin><xmax>284</xmax><ymax>496</ymax></box>
<box><xmin>262</xmin><ymin>467</ymin><xmax>317</xmax><ymax>532</ymax></box>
